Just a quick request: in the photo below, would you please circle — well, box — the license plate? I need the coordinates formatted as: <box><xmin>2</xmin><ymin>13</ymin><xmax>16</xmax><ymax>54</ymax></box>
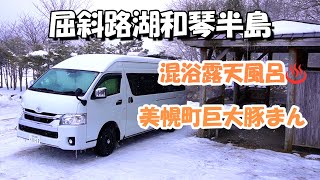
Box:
<box><xmin>29</xmin><ymin>134</ymin><xmax>40</xmax><ymax>144</ymax></box>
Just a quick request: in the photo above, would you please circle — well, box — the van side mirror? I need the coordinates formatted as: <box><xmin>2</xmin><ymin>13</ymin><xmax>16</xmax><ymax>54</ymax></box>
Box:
<box><xmin>75</xmin><ymin>88</ymin><xmax>87</xmax><ymax>106</ymax></box>
<box><xmin>75</xmin><ymin>88</ymin><xmax>83</xmax><ymax>96</ymax></box>
<box><xmin>95</xmin><ymin>87</ymin><xmax>107</xmax><ymax>99</ymax></box>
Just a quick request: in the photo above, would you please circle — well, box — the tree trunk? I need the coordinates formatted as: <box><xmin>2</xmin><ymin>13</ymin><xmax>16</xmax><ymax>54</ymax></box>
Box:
<box><xmin>13</xmin><ymin>67</ymin><xmax>17</xmax><ymax>90</ymax></box>
<box><xmin>19</xmin><ymin>67</ymin><xmax>23</xmax><ymax>92</ymax></box>
<box><xmin>33</xmin><ymin>69</ymin><xmax>36</xmax><ymax>80</ymax></box>
<box><xmin>4</xmin><ymin>65</ymin><xmax>9</xmax><ymax>90</ymax></box>
<box><xmin>0</xmin><ymin>67</ymin><xmax>3</xmax><ymax>88</ymax></box>
<box><xmin>25</xmin><ymin>68</ymin><xmax>28</xmax><ymax>90</ymax></box>
<box><xmin>9</xmin><ymin>67</ymin><xmax>12</xmax><ymax>89</ymax></box>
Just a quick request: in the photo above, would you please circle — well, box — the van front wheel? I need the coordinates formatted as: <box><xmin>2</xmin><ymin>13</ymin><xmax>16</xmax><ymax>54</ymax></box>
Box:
<box><xmin>95</xmin><ymin>126</ymin><xmax>116</xmax><ymax>157</ymax></box>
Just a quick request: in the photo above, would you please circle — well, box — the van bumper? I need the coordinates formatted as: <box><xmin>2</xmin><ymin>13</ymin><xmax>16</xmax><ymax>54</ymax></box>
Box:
<box><xmin>17</xmin><ymin>118</ymin><xmax>96</xmax><ymax>150</ymax></box>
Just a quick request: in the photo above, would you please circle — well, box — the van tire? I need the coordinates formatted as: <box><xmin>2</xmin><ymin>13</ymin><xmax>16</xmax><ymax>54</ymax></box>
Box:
<box><xmin>95</xmin><ymin>126</ymin><xmax>116</xmax><ymax>157</ymax></box>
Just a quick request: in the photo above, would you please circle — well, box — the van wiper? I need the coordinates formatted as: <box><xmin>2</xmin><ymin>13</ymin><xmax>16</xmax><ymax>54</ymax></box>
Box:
<box><xmin>60</xmin><ymin>91</ymin><xmax>76</xmax><ymax>95</ymax></box>
<box><xmin>30</xmin><ymin>87</ymin><xmax>55</xmax><ymax>93</ymax></box>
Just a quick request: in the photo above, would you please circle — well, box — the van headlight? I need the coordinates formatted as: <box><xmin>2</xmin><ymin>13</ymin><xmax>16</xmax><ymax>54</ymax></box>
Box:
<box><xmin>60</xmin><ymin>114</ymin><xmax>87</xmax><ymax>125</ymax></box>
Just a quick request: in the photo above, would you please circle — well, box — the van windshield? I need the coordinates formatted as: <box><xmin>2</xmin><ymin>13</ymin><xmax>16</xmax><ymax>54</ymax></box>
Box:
<box><xmin>29</xmin><ymin>69</ymin><xmax>99</xmax><ymax>96</ymax></box>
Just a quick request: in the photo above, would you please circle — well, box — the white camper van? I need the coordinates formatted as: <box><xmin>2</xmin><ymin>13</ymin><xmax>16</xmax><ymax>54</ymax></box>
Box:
<box><xmin>17</xmin><ymin>54</ymin><xmax>186</xmax><ymax>156</ymax></box>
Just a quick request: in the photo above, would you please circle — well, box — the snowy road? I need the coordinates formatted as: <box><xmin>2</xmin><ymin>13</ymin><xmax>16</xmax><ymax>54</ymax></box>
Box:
<box><xmin>0</xmin><ymin>92</ymin><xmax>320</xmax><ymax>180</ymax></box>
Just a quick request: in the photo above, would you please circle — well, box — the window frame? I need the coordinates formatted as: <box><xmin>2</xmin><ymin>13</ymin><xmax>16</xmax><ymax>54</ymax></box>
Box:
<box><xmin>91</xmin><ymin>73</ymin><xmax>122</xmax><ymax>99</ymax></box>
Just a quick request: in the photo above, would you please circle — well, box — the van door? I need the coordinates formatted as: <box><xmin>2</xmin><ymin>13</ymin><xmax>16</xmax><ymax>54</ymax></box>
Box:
<box><xmin>124</xmin><ymin>73</ymin><xmax>157</xmax><ymax>136</ymax></box>
<box><xmin>86</xmin><ymin>72</ymin><xmax>126</xmax><ymax>142</ymax></box>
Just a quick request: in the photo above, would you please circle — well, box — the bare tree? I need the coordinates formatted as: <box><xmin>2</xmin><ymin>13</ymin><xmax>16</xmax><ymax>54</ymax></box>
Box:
<box><xmin>169</xmin><ymin>0</ymin><xmax>320</xmax><ymax>22</ymax></box>
<box><xmin>163</xmin><ymin>0</ymin><xmax>228</xmax><ymax>62</ymax></box>
<box><xmin>0</xmin><ymin>22</ymin><xmax>29</xmax><ymax>91</ymax></box>
<box><xmin>169</xmin><ymin>0</ymin><xmax>224</xmax><ymax>11</ymax></box>
<box><xmin>291</xmin><ymin>0</ymin><xmax>320</xmax><ymax>22</ymax></box>
<box><xmin>19</xmin><ymin>14</ymin><xmax>48</xmax><ymax>50</ymax></box>
<box><xmin>18</xmin><ymin>14</ymin><xmax>49</xmax><ymax>89</ymax></box>
<box><xmin>33</xmin><ymin>0</ymin><xmax>92</xmax><ymax>19</ymax></box>
<box><xmin>248</xmin><ymin>0</ymin><xmax>320</xmax><ymax>22</ymax></box>
<box><xmin>0</xmin><ymin>23</ymin><xmax>15</xmax><ymax>89</ymax></box>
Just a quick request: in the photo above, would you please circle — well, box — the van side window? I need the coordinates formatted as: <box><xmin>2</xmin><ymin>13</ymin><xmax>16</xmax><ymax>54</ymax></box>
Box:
<box><xmin>126</xmin><ymin>73</ymin><xmax>185</xmax><ymax>96</ymax></box>
<box><xmin>97</xmin><ymin>74</ymin><xmax>122</xmax><ymax>96</ymax></box>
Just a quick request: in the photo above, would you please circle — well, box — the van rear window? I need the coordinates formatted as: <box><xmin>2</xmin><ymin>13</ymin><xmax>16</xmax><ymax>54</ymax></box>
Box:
<box><xmin>126</xmin><ymin>73</ymin><xmax>185</xmax><ymax>96</ymax></box>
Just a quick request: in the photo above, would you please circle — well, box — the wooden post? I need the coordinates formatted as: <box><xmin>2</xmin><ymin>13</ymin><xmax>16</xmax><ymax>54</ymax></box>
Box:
<box><xmin>197</xmin><ymin>48</ymin><xmax>227</xmax><ymax>138</ymax></box>
<box><xmin>215</xmin><ymin>53</ymin><xmax>227</xmax><ymax>138</ymax></box>
<box><xmin>197</xmin><ymin>48</ymin><xmax>208</xmax><ymax>138</ymax></box>
<box><xmin>233</xmin><ymin>52</ymin><xmax>243</xmax><ymax>105</ymax></box>
<box><xmin>208</xmin><ymin>48</ymin><xmax>214</xmax><ymax>60</ymax></box>
<box><xmin>284</xmin><ymin>48</ymin><xmax>297</xmax><ymax>152</ymax></box>
<box><xmin>244</xmin><ymin>51</ymin><xmax>251</xmax><ymax>61</ymax></box>
<box><xmin>284</xmin><ymin>49</ymin><xmax>308</xmax><ymax>151</ymax></box>
<box><xmin>265</xmin><ymin>53</ymin><xmax>272</xmax><ymax>107</ymax></box>
<box><xmin>243</xmin><ymin>52</ymin><xmax>251</xmax><ymax>105</ymax></box>
<box><xmin>220</xmin><ymin>54</ymin><xmax>227</xmax><ymax>104</ymax></box>
<box><xmin>199</xmin><ymin>48</ymin><xmax>208</xmax><ymax>107</ymax></box>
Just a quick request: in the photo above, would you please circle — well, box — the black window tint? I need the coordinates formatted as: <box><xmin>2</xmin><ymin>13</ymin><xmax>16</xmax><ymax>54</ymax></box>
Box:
<box><xmin>308</xmin><ymin>53</ymin><xmax>320</xmax><ymax>69</ymax></box>
<box><xmin>167</xmin><ymin>84</ymin><xmax>185</xmax><ymax>92</ymax></box>
<box><xmin>126</xmin><ymin>73</ymin><xmax>185</xmax><ymax>96</ymax></box>
<box><xmin>97</xmin><ymin>74</ymin><xmax>121</xmax><ymax>96</ymax></box>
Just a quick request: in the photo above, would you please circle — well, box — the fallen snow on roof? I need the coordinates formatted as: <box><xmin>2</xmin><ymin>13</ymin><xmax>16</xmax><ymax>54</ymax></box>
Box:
<box><xmin>273</xmin><ymin>20</ymin><xmax>320</xmax><ymax>35</ymax></box>
<box><xmin>28</xmin><ymin>50</ymin><xmax>48</xmax><ymax>57</ymax></box>
<box><xmin>53</xmin><ymin>54</ymin><xmax>162</xmax><ymax>72</ymax></box>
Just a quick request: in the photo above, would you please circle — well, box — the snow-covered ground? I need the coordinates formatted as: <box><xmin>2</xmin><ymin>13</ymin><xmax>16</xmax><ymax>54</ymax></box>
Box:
<box><xmin>0</xmin><ymin>88</ymin><xmax>320</xmax><ymax>179</ymax></box>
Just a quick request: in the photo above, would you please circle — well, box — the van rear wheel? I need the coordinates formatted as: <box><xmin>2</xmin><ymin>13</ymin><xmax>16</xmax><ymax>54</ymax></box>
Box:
<box><xmin>95</xmin><ymin>126</ymin><xmax>116</xmax><ymax>157</ymax></box>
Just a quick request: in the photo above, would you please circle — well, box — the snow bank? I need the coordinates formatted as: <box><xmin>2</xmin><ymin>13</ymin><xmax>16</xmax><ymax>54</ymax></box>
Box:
<box><xmin>70</xmin><ymin>52</ymin><xmax>78</xmax><ymax>57</ymax></box>
<box><xmin>187</xmin><ymin>101</ymin><xmax>200</xmax><ymax>107</ymax></box>
<box><xmin>0</xmin><ymin>91</ymin><xmax>22</xmax><ymax>121</ymax></box>
<box><xmin>305</xmin><ymin>154</ymin><xmax>320</xmax><ymax>160</ymax></box>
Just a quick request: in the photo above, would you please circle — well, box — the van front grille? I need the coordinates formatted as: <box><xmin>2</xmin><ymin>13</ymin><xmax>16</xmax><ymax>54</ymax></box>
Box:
<box><xmin>23</xmin><ymin>108</ymin><xmax>58</xmax><ymax>124</ymax></box>
<box><xmin>24</xmin><ymin>109</ymin><xmax>57</xmax><ymax>116</ymax></box>
<box><xmin>19</xmin><ymin>124</ymin><xmax>58</xmax><ymax>138</ymax></box>
<box><xmin>24</xmin><ymin>114</ymin><xmax>54</xmax><ymax>124</ymax></box>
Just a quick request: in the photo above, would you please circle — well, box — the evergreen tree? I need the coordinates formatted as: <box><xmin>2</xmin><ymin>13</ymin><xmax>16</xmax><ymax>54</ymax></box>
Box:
<box><xmin>223</xmin><ymin>0</ymin><xmax>246</xmax><ymax>15</ymax></box>
<box><xmin>80</xmin><ymin>39</ymin><xmax>106</xmax><ymax>54</ymax></box>
<box><xmin>106</xmin><ymin>39</ymin><xmax>144</xmax><ymax>55</ymax></box>
<box><xmin>46</xmin><ymin>41</ymin><xmax>76</xmax><ymax>65</ymax></box>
